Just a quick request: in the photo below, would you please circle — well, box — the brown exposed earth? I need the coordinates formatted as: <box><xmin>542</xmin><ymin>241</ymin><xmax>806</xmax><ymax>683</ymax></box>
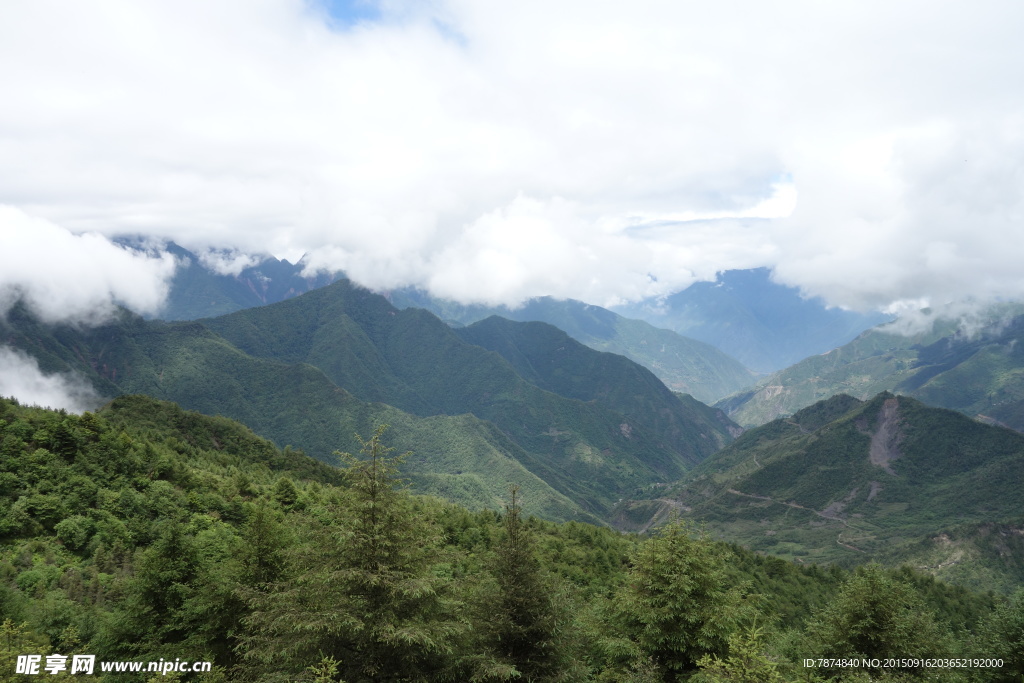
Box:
<box><xmin>869</xmin><ymin>397</ymin><xmax>903</xmax><ymax>475</ymax></box>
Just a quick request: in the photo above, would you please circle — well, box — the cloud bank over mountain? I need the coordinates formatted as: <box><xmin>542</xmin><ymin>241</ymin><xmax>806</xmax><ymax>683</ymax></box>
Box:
<box><xmin>1</xmin><ymin>0</ymin><xmax>1022</xmax><ymax>319</ymax></box>
<box><xmin>0</xmin><ymin>207</ymin><xmax>176</xmax><ymax>324</ymax></box>
<box><xmin>0</xmin><ymin>347</ymin><xmax>100</xmax><ymax>413</ymax></box>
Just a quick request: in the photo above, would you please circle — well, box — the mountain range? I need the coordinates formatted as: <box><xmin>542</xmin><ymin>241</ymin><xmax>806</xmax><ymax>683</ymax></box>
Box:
<box><xmin>154</xmin><ymin>246</ymin><xmax>892</xmax><ymax>405</ymax></box>
<box><xmin>11</xmin><ymin>242</ymin><xmax>1024</xmax><ymax>595</ymax></box>
<box><xmin>718</xmin><ymin>306</ymin><xmax>1024</xmax><ymax>431</ymax></box>
<box><xmin>2</xmin><ymin>279</ymin><xmax>738</xmax><ymax>525</ymax></box>
<box><xmin>385</xmin><ymin>289</ymin><xmax>757</xmax><ymax>404</ymax></box>
<box><xmin>152</xmin><ymin>242</ymin><xmax>342</xmax><ymax>320</ymax></box>
<box><xmin>154</xmin><ymin>244</ymin><xmax>758</xmax><ymax>404</ymax></box>
<box><xmin>612</xmin><ymin>268</ymin><xmax>892</xmax><ymax>373</ymax></box>
<box><xmin>151</xmin><ymin>247</ymin><xmax>905</xmax><ymax>400</ymax></box>
<box><xmin>2</xmin><ymin>393</ymin><xmax>1002</xmax><ymax>680</ymax></box>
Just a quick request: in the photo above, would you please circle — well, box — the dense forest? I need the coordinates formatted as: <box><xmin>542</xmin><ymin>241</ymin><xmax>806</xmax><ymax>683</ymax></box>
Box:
<box><xmin>1</xmin><ymin>395</ymin><xmax>1022</xmax><ymax>681</ymax></box>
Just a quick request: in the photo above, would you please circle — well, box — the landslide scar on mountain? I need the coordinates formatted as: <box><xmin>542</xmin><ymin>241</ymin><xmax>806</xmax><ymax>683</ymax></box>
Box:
<box><xmin>868</xmin><ymin>397</ymin><xmax>903</xmax><ymax>475</ymax></box>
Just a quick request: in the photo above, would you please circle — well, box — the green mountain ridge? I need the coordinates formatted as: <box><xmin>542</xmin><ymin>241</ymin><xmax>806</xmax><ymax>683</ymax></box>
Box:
<box><xmin>2</xmin><ymin>301</ymin><xmax>587</xmax><ymax>522</ymax></box>
<box><xmin>453</xmin><ymin>316</ymin><xmax>741</xmax><ymax>455</ymax></box>
<box><xmin>718</xmin><ymin>309</ymin><xmax>1024</xmax><ymax>432</ymax></box>
<box><xmin>2</xmin><ymin>280</ymin><xmax>739</xmax><ymax>524</ymax></box>
<box><xmin>151</xmin><ymin>244</ymin><xmax>759</xmax><ymax>405</ymax></box>
<box><xmin>621</xmin><ymin>391</ymin><xmax>1024</xmax><ymax>590</ymax></box>
<box><xmin>386</xmin><ymin>289</ymin><xmax>757</xmax><ymax>404</ymax></box>
<box><xmin>200</xmin><ymin>281</ymin><xmax>737</xmax><ymax>505</ymax></box>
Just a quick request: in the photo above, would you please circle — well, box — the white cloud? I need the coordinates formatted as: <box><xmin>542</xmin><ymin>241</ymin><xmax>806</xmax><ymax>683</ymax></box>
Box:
<box><xmin>0</xmin><ymin>206</ymin><xmax>177</xmax><ymax>324</ymax></box>
<box><xmin>0</xmin><ymin>346</ymin><xmax>102</xmax><ymax>414</ymax></box>
<box><xmin>1</xmin><ymin>0</ymin><xmax>1022</xmax><ymax>315</ymax></box>
<box><xmin>195</xmin><ymin>248</ymin><xmax>262</xmax><ymax>277</ymax></box>
<box><xmin>771</xmin><ymin>120</ymin><xmax>1024</xmax><ymax>312</ymax></box>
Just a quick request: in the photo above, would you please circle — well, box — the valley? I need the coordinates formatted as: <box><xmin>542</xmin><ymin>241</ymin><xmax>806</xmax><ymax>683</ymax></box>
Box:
<box><xmin>0</xmin><ymin>394</ymin><xmax>1011</xmax><ymax>681</ymax></box>
<box><xmin>9</xmin><ymin>262</ymin><xmax>1024</xmax><ymax>593</ymax></box>
<box><xmin>617</xmin><ymin>392</ymin><xmax>1024</xmax><ymax>592</ymax></box>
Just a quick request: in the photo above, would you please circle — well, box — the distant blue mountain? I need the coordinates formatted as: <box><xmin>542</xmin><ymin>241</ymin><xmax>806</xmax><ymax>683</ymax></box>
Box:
<box><xmin>612</xmin><ymin>268</ymin><xmax>891</xmax><ymax>373</ymax></box>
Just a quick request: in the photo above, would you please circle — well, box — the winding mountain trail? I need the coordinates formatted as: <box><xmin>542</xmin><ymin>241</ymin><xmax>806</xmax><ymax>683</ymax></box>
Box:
<box><xmin>726</xmin><ymin>489</ymin><xmax>852</xmax><ymax>527</ymax></box>
<box><xmin>725</xmin><ymin>488</ymin><xmax>867</xmax><ymax>552</ymax></box>
<box><xmin>836</xmin><ymin>531</ymin><xmax>866</xmax><ymax>553</ymax></box>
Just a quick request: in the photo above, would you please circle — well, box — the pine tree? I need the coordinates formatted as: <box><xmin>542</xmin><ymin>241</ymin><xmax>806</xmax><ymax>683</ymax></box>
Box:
<box><xmin>127</xmin><ymin>520</ymin><xmax>200</xmax><ymax>647</ymax></box>
<box><xmin>480</xmin><ymin>485</ymin><xmax>578</xmax><ymax>682</ymax></box>
<box><xmin>973</xmin><ymin>588</ymin><xmax>1024</xmax><ymax>682</ymax></box>
<box><xmin>693</xmin><ymin>623</ymin><xmax>786</xmax><ymax>683</ymax></box>
<box><xmin>272</xmin><ymin>476</ymin><xmax>299</xmax><ymax>510</ymax></box>
<box><xmin>805</xmin><ymin>563</ymin><xmax>952</xmax><ymax>679</ymax></box>
<box><xmin>95</xmin><ymin>520</ymin><xmax>202</xmax><ymax>663</ymax></box>
<box><xmin>240</xmin><ymin>426</ymin><xmax>466</xmax><ymax>681</ymax></box>
<box><xmin>608</xmin><ymin>520</ymin><xmax>749</xmax><ymax>681</ymax></box>
<box><xmin>238</xmin><ymin>500</ymin><xmax>288</xmax><ymax>588</ymax></box>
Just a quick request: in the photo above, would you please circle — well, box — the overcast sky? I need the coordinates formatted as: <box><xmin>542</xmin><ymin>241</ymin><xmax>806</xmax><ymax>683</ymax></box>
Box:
<box><xmin>2</xmin><ymin>0</ymin><xmax>1023</xmax><ymax>324</ymax></box>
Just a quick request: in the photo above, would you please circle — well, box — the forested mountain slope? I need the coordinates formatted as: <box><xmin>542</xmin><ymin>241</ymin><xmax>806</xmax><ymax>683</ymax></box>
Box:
<box><xmin>387</xmin><ymin>289</ymin><xmax>757</xmax><ymax>404</ymax></box>
<box><xmin>154</xmin><ymin>245</ymin><xmax>757</xmax><ymax>405</ymax></box>
<box><xmin>2</xmin><ymin>280</ymin><xmax>740</xmax><ymax>523</ymax></box>
<box><xmin>1</xmin><ymin>302</ymin><xmax>586</xmax><ymax>521</ymax></box>
<box><xmin>453</xmin><ymin>316</ymin><xmax>740</xmax><ymax>455</ymax></box>
<box><xmin>719</xmin><ymin>310</ymin><xmax>1024</xmax><ymax>431</ymax></box>
<box><xmin>623</xmin><ymin>392</ymin><xmax>1024</xmax><ymax>592</ymax></box>
<box><xmin>200</xmin><ymin>280</ymin><xmax>737</xmax><ymax>487</ymax></box>
<box><xmin>0</xmin><ymin>396</ymin><xmax>1012</xmax><ymax>681</ymax></box>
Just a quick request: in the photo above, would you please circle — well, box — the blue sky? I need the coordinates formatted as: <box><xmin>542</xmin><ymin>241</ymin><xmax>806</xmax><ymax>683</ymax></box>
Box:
<box><xmin>318</xmin><ymin>0</ymin><xmax>380</xmax><ymax>27</ymax></box>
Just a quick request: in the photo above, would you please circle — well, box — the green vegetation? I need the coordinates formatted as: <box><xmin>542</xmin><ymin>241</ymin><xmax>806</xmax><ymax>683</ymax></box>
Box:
<box><xmin>0</xmin><ymin>300</ymin><xmax>586</xmax><ymax>522</ymax></box>
<box><xmin>0</xmin><ymin>396</ymin><xmax>1018</xmax><ymax>681</ymax></box>
<box><xmin>803</xmin><ymin>563</ymin><xmax>955</xmax><ymax>678</ymax></box>
<box><xmin>202</xmin><ymin>280</ymin><xmax>732</xmax><ymax>482</ymax></box>
<box><xmin>719</xmin><ymin>307</ymin><xmax>1024</xmax><ymax>431</ymax></box>
<box><xmin>454</xmin><ymin>316</ymin><xmax>739</xmax><ymax>454</ymax></box>
<box><xmin>1</xmin><ymin>281</ymin><xmax>741</xmax><ymax>524</ymax></box>
<box><xmin>625</xmin><ymin>391</ymin><xmax>1024</xmax><ymax>592</ymax></box>
<box><xmin>601</xmin><ymin>521</ymin><xmax>750</xmax><ymax>679</ymax></box>
<box><xmin>156</xmin><ymin>251</ymin><xmax>760</xmax><ymax>406</ymax></box>
<box><xmin>388</xmin><ymin>290</ymin><xmax>758</xmax><ymax>404</ymax></box>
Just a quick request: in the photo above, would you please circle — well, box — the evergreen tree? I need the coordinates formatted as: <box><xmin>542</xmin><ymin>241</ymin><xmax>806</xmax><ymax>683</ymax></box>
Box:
<box><xmin>971</xmin><ymin>588</ymin><xmax>1024</xmax><ymax>682</ymax></box>
<box><xmin>805</xmin><ymin>563</ymin><xmax>953</xmax><ymax>679</ymax></box>
<box><xmin>272</xmin><ymin>477</ymin><xmax>299</xmax><ymax>510</ymax></box>
<box><xmin>479</xmin><ymin>485</ymin><xmax>579</xmax><ymax>682</ymax></box>
<box><xmin>607</xmin><ymin>520</ymin><xmax>749</xmax><ymax>681</ymax></box>
<box><xmin>94</xmin><ymin>519</ymin><xmax>202</xmax><ymax>663</ymax></box>
<box><xmin>127</xmin><ymin>520</ymin><xmax>200</xmax><ymax>646</ymax></box>
<box><xmin>238</xmin><ymin>500</ymin><xmax>288</xmax><ymax>588</ymax></box>
<box><xmin>241</xmin><ymin>426</ymin><xmax>467</xmax><ymax>681</ymax></box>
<box><xmin>693</xmin><ymin>623</ymin><xmax>786</xmax><ymax>683</ymax></box>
